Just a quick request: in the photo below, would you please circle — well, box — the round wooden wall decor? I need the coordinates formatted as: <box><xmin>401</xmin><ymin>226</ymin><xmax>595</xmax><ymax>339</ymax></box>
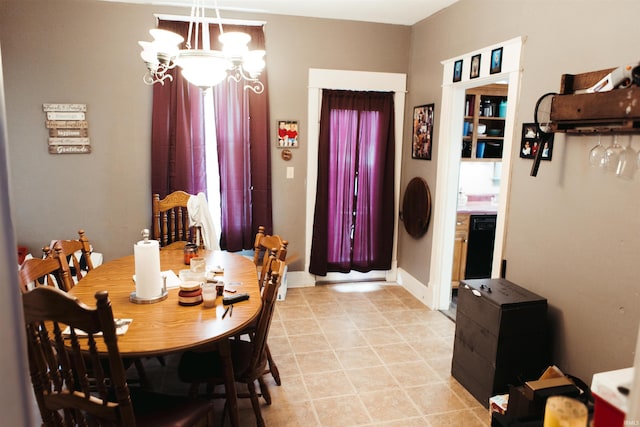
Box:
<box><xmin>281</xmin><ymin>149</ymin><xmax>293</xmax><ymax>161</ymax></box>
<box><xmin>401</xmin><ymin>177</ymin><xmax>432</xmax><ymax>239</ymax></box>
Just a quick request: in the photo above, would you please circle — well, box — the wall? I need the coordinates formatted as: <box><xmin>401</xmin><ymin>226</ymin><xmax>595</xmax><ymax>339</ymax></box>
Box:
<box><xmin>0</xmin><ymin>41</ymin><xmax>36</xmax><ymax>426</ymax></box>
<box><xmin>402</xmin><ymin>0</ymin><xmax>640</xmax><ymax>382</ymax></box>
<box><xmin>0</xmin><ymin>0</ymin><xmax>410</xmax><ymax>270</ymax></box>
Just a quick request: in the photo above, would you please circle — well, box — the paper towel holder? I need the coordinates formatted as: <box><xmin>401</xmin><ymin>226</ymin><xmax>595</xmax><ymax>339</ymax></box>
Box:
<box><xmin>130</xmin><ymin>275</ymin><xmax>168</xmax><ymax>304</ymax></box>
<box><xmin>130</xmin><ymin>229</ymin><xmax>169</xmax><ymax>304</ymax></box>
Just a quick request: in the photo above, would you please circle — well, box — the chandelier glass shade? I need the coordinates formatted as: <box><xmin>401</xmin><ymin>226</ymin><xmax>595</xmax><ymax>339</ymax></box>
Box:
<box><xmin>138</xmin><ymin>0</ymin><xmax>265</xmax><ymax>93</ymax></box>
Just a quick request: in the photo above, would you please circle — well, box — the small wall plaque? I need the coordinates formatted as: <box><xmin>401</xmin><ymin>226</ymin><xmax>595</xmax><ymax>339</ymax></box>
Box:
<box><xmin>43</xmin><ymin>103</ymin><xmax>91</xmax><ymax>154</ymax></box>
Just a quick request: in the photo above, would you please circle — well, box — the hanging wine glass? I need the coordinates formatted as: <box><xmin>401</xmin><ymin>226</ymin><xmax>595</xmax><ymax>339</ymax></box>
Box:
<box><xmin>616</xmin><ymin>135</ymin><xmax>637</xmax><ymax>180</ymax></box>
<box><xmin>589</xmin><ymin>135</ymin><xmax>606</xmax><ymax>167</ymax></box>
<box><xmin>602</xmin><ymin>135</ymin><xmax>623</xmax><ymax>174</ymax></box>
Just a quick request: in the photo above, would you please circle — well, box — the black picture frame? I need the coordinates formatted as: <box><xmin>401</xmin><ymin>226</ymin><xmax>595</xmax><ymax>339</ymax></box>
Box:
<box><xmin>453</xmin><ymin>59</ymin><xmax>463</xmax><ymax>82</ymax></box>
<box><xmin>490</xmin><ymin>47</ymin><xmax>503</xmax><ymax>74</ymax></box>
<box><xmin>470</xmin><ymin>54</ymin><xmax>481</xmax><ymax>79</ymax></box>
<box><xmin>412</xmin><ymin>104</ymin><xmax>434</xmax><ymax>160</ymax></box>
<box><xmin>520</xmin><ymin>123</ymin><xmax>553</xmax><ymax>161</ymax></box>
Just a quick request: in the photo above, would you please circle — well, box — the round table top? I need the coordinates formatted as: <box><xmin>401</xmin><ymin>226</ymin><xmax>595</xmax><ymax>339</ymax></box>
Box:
<box><xmin>69</xmin><ymin>249</ymin><xmax>261</xmax><ymax>357</ymax></box>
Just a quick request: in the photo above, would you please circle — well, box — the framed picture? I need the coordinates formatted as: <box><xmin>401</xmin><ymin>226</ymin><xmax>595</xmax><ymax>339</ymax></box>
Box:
<box><xmin>412</xmin><ymin>104</ymin><xmax>435</xmax><ymax>160</ymax></box>
<box><xmin>470</xmin><ymin>54</ymin><xmax>481</xmax><ymax>79</ymax></box>
<box><xmin>277</xmin><ymin>120</ymin><xmax>298</xmax><ymax>148</ymax></box>
<box><xmin>453</xmin><ymin>59</ymin><xmax>463</xmax><ymax>82</ymax></box>
<box><xmin>520</xmin><ymin>123</ymin><xmax>553</xmax><ymax>160</ymax></box>
<box><xmin>490</xmin><ymin>47</ymin><xmax>503</xmax><ymax>74</ymax></box>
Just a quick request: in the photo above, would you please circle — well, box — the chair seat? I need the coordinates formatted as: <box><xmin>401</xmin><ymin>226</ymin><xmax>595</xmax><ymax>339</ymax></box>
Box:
<box><xmin>177</xmin><ymin>339</ymin><xmax>267</xmax><ymax>384</ymax></box>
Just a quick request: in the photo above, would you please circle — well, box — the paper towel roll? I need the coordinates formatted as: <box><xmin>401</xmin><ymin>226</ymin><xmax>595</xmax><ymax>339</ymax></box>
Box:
<box><xmin>543</xmin><ymin>396</ymin><xmax>588</xmax><ymax>427</ymax></box>
<box><xmin>134</xmin><ymin>239</ymin><xmax>162</xmax><ymax>299</ymax></box>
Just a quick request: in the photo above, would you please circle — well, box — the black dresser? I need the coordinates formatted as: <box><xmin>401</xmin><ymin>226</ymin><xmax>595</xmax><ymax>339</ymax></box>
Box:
<box><xmin>451</xmin><ymin>278</ymin><xmax>550</xmax><ymax>407</ymax></box>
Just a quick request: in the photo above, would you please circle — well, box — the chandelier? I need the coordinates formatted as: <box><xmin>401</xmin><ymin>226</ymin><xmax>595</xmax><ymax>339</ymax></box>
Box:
<box><xmin>138</xmin><ymin>0</ymin><xmax>265</xmax><ymax>94</ymax></box>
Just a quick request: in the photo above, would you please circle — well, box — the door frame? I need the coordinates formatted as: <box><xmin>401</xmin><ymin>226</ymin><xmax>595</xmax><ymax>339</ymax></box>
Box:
<box><xmin>428</xmin><ymin>37</ymin><xmax>523</xmax><ymax>309</ymax></box>
<box><xmin>304</xmin><ymin>69</ymin><xmax>407</xmax><ymax>284</ymax></box>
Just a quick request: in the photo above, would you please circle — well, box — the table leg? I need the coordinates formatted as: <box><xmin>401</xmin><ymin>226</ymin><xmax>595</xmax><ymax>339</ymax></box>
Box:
<box><xmin>218</xmin><ymin>339</ymin><xmax>239</xmax><ymax>427</ymax></box>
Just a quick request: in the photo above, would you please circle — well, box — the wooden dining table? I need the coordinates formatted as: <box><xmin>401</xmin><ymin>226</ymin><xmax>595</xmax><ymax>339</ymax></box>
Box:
<box><xmin>68</xmin><ymin>248</ymin><xmax>262</xmax><ymax>427</ymax></box>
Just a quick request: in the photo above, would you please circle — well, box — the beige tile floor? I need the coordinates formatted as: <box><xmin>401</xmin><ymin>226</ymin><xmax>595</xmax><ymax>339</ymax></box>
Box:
<box><xmin>150</xmin><ymin>282</ymin><xmax>490</xmax><ymax>426</ymax></box>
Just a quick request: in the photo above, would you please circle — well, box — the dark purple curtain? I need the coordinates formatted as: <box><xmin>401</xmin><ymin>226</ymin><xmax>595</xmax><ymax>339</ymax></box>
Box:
<box><xmin>151</xmin><ymin>22</ymin><xmax>271</xmax><ymax>251</ymax></box>
<box><xmin>210</xmin><ymin>25</ymin><xmax>272</xmax><ymax>251</ymax></box>
<box><xmin>309</xmin><ymin>90</ymin><xmax>395</xmax><ymax>276</ymax></box>
<box><xmin>151</xmin><ymin>21</ymin><xmax>207</xmax><ymax>199</ymax></box>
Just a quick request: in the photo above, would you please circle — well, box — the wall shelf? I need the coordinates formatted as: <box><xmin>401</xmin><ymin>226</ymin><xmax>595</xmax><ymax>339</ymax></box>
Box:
<box><xmin>550</xmin><ymin>67</ymin><xmax>640</xmax><ymax>134</ymax></box>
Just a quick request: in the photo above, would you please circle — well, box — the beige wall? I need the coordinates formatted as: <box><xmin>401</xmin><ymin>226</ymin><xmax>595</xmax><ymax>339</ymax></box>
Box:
<box><xmin>2</xmin><ymin>0</ymin><xmax>639</xmax><ymax>390</ymax></box>
<box><xmin>0</xmin><ymin>0</ymin><xmax>410</xmax><ymax>270</ymax></box>
<box><xmin>403</xmin><ymin>0</ymin><xmax>640</xmax><ymax>382</ymax></box>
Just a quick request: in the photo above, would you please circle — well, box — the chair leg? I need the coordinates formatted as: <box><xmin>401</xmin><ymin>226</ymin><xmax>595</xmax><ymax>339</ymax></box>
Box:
<box><xmin>265</xmin><ymin>344</ymin><xmax>281</xmax><ymax>386</ymax></box>
<box><xmin>247</xmin><ymin>380</ymin><xmax>265</xmax><ymax>427</ymax></box>
<box><xmin>133</xmin><ymin>358</ymin><xmax>150</xmax><ymax>389</ymax></box>
<box><xmin>188</xmin><ymin>381</ymin><xmax>201</xmax><ymax>399</ymax></box>
<box><xmin>257</xmin><ymin>376</ymin><xmax>271</xmax><ymax>405</ymax></box>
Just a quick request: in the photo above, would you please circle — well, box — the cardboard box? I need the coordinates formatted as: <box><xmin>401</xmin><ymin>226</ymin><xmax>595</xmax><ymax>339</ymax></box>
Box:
<box><xmin>504</xmin><ymin>366</ymin><xmax>582</xmax><ymax>422</ymax></box>
<box><xmin>524</xmin><ymin>376</ymin><xmax>577</xmax><ymax>401</ymax></box>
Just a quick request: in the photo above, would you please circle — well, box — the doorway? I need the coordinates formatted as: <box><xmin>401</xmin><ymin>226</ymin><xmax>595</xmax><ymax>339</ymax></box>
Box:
<box><xmin>304</xmin><ymin>69</ymin><xmax>407</xmax><ymax>285</ymax></box>
<box><xmin>427</xmin><ymin>37</ymin><xmax>523</xmax><ymax>310</ymax></box>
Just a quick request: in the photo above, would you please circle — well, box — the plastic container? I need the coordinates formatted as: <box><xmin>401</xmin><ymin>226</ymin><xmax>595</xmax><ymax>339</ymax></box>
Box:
<box><xmin>476</xmin><ymin>141</ymin><xmax>486</xmax><ymax>158</ymax></box>
<box><xmin>498</xmin><ymin>99</ymin><xmax>508</xmax><ymax>117</ymax></box>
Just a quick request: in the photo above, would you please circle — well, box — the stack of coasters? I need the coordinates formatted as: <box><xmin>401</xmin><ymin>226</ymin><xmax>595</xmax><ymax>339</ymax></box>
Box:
<box><xmin>178</xmin><ymin>281</ymin><xmax>203</xmax><ymax>306</ymax></box>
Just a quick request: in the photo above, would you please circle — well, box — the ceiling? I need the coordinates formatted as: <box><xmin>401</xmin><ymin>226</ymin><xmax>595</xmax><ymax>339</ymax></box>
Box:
<box><xmin>98</xmin><ymin>0</ymin><xmax>460</xmax><ymax>26</ymax></box>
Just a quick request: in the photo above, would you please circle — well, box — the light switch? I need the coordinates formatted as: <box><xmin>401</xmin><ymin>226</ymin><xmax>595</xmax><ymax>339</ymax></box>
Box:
<box><xmin>286</xmin><ymin>167</ymin><xmax>294</xmax><ymax>179</ymax></box>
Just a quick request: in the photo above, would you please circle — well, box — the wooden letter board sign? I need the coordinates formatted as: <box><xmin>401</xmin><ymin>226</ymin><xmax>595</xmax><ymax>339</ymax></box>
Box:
<box><xmin>43</xmin><ymin>103</ymin><xmax>91</xmax><ymax>154</ymax></box>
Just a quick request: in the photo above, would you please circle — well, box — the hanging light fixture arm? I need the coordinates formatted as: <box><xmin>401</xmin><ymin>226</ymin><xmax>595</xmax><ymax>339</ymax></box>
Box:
<box><xmin>228</xmin><ymin>68</ymin><xmax>264</xmax><ymax>94</ymax></box>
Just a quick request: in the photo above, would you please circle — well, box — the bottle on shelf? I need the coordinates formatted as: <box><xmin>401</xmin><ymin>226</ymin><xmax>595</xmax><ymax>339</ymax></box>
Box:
<box><xmin>498</xmin><ymin>98</ymin><xmax>507</xmax><ymax>118</ymax></box>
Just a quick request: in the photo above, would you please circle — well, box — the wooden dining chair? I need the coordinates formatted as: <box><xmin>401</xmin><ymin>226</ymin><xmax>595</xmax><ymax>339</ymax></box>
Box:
<box><xmin>46</xmin><ymin>229</ymin><xmax>153</xmax><ymax>387</ymax></box>
<box><xmin>253</xmin><ymin>225</ymin><xmax>288</xmax><ymax>284</ymax></box>
<box><xmin>18</xmin><ymin>245</ymin><xmax>74</xmax><ymax>293</ymax></box>
<box><xmin>252</xmin><ymin>225</ymin><xmax>288</xmax><ymax>385</ymax></box>
<box><xmin>153</xmin><ymin>191</ymin><xmax>203</xmax><ymax>250</ymax></box>
<box><xmin>22</xmin><ymin>286</ymin><xmax>214</xmax><ymax>427</ymax></box>
<box><xmin>48</xmin><ymin>229</ymin><xmax>95</xmax><ymax>283</ymax></box>
<box><xmin>177</xmin><ymin>256</ymin><xmax>285</xmax><ymax>427</ymax></box>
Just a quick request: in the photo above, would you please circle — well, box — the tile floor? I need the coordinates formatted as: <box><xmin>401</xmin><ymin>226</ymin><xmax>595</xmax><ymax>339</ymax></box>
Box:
<box><xmin>149</xmin><ymin>282</ymin><xmax>490</xmax><ymax>426</ymax></box>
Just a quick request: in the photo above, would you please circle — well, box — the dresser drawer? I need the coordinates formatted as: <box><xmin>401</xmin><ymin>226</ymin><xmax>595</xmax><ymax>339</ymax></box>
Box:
<box><xmin>458</xmin><ymin>279</ymin><xmax>547</xmax><ymax>335</ymax></box>
<box><xmin>457</xmin><ymin>283</ymin><xmax>502</xmax><ymax>334</ymax></box>
<box><xmin>454</xmin><ymin>311</ymin><xmax>498</xmax><ymax>361</ymax></box>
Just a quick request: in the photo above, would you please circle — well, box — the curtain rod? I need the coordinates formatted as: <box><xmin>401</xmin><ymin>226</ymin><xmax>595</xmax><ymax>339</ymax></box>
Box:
<box><xmin>154</xmin><ymin>13</ymin><xmax>266</xmax><ymax>27</ymax></box>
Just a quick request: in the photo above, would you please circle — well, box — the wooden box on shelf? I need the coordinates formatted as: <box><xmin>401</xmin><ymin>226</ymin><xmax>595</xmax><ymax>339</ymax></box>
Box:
<box><xmin>551</xmin><ymin>67</ymin><xmax>640</xmax><ymax>134</ymax></box>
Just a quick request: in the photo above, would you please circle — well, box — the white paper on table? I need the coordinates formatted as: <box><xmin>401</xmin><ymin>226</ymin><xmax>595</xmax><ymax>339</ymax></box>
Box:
<box><xmin>161</xmin><ymin>270</ymin><xmax>181</xmax><ymax>288</ymax></box>
<box><xmin>132</xmin><ymin>270</ymin><xmax>181</xmax><ymax>289</ymax></box>
<box><xmin>62</xmin><ymin>319</ymin><xmax>132</xmax><ymax>337</ymax></box>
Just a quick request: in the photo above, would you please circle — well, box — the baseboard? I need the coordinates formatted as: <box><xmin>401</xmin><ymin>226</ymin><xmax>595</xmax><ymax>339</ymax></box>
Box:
<box><xmin>396</xmin><ymin>267</ymin><xmax>434</xmax><ymax>309</ymax></box>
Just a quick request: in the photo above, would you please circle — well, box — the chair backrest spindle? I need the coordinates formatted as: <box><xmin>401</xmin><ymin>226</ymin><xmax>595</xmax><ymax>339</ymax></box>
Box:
<box><xmin>153</xmin><ymin>191</ymin><xmax>203</xmax><ymax>249</ymax></box>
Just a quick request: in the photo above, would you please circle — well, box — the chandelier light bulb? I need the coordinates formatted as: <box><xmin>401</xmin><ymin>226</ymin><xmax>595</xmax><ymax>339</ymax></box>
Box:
<box><xmin>219</xmin><ymin>32</ymin><xmax>251</xmax><ymax>63</ymax></box>
<box><xmin>242</xmin><ymin>50</ymin><xmax>266</xmax><ymax>76</ymax></box>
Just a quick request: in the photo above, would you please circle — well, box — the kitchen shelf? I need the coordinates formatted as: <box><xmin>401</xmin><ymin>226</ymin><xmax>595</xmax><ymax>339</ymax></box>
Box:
<box><xmin>462</xmin><ymin>84</ymin><xmax>508</xmax><ymax>161</ymax></box>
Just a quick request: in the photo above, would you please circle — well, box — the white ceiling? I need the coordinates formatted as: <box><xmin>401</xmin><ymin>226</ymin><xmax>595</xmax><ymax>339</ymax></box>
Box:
<box><xmin>98</xmin><ymin>0</ymin><xmax>459</xmax><ymax>26</ymax></box>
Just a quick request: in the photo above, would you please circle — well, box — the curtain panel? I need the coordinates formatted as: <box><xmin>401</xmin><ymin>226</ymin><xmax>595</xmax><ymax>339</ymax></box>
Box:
<box><xmin>151</xmin><ymin>21</ymin><xmax>272</xmax><ymax>252</ymax></box>
<box><xmin>151</xmin><ymin>20</ymin><xmax>207</xmax><ymax>199</ymax></box>
<box><xmin>309</xmin><ymin>90</ymin><xmax>395</xmax><ymax>276</ymax></box>
<box><xmin>209</xmin><ymin>24</ymin><xmax>272</xmax><ymax>251</ymax></box>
